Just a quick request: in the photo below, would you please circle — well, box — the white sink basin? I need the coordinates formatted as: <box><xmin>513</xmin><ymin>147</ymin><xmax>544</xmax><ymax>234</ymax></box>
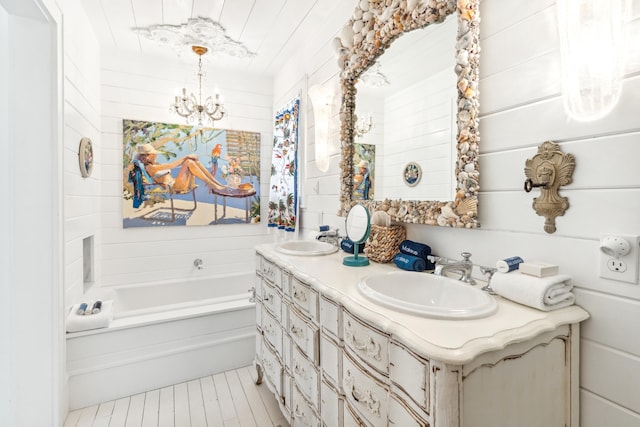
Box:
<box><xmin>357</xmin><ymin>271</ymin><xmax>497</xmax><ymax>320</ymax></box>
<box><xmin>276</xmin><ymin>240</ymin><xmax>339</xmax><ymax>256</ymax></box>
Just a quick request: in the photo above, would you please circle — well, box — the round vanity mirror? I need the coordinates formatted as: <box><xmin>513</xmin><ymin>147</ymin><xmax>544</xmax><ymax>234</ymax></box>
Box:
<box><xmin>343</xmin><ymin>204</ymin><xmax>370</xmax><ymax>267</ymax></box>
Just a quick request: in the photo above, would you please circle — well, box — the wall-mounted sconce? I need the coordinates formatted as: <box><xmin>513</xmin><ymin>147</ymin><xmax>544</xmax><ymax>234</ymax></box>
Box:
<box><xmin>524</xmin><ymin>141</ymin><xmax>576</xmax><ymax>234</ymax></box>
<box><xmin>556</xmin><ymin>0</ymin><xmax>631</xmax><ymax>121</ymax></box>
<box><xmin>308</xmin><ymin>83</ymin><xmax>334</xmax><ymax>172</ymax></box>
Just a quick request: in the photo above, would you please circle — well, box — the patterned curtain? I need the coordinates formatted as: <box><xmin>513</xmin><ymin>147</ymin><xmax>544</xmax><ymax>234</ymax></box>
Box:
<box><xmin>268</xmin><ymin>96</ymin><xmax>300</xmax><ymax>232</ymax></box>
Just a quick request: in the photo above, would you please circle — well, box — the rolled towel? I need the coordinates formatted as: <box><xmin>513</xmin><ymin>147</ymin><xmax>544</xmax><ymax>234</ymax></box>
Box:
<box><xmin>399</xmin><ymin>240</ymin><xmax>431</xmax><ymax>260</ymax></box>
<box><xmin>393</xmin><ymin>253</ymin><xmax>427</xmax><ymax>272</ymax></box>
<box><xmin>66</xmin><ymin>300</ymin><xmax>114</xmax><ymax>333</ymax></box>
<box><xmin>340</xmin><ymin>238</ymin><xmax>364</xmax><ymax>254</ymax></box>
<box><xmin>490</xmin><ymin>271</ymin><xmax>575</xmax><ymax>311</ymax></box>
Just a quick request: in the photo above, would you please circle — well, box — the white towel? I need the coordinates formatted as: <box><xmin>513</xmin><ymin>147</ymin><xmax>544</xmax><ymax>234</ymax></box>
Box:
<box><xmin>490</xmin><ymin>271</ymin><xmax>575</xmax><ymax>311</ymax></box>
<box><xmin>66</xmin><ymin>300</ymin><xmax>114</xmax><ymax>333</ymax></box>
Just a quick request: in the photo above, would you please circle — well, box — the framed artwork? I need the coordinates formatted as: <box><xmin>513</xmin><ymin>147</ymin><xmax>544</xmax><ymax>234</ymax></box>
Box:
<box><xmin>122</xmin><ymin>119</ymin><xmax>261</xmax><ymax>227</ymax></box>
<box><xmin>78</xmin><ymin>137</ymin><xmax>94</xmax><ymax>178</ymax></box>
<box><xmin>403</xmin><ymin>162</ymin><xmax>422</xmax><ymax>187</ymax></box>
<box><xmin>352</xmin><ymin>143</ymin><xmax>375</xmax><ymax>200</ymax></box>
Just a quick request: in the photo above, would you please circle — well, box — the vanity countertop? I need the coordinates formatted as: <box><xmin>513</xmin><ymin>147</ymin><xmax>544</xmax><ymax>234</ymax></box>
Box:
<box><xmin>256</xmin><ymin>243</ymin><xmax>589</xmax><ymax>365</ymax></box>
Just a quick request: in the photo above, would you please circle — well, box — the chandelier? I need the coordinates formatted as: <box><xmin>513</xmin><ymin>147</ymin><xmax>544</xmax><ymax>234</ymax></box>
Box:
<box><xmin>355</xmin><ymin>113</ymin><xmax>373</xmax><ymax>138</ymax></box>
<box><xmin>171</xmin><ymin>45</ymin><xmax>226</xmax><ymax>127</ymax></box>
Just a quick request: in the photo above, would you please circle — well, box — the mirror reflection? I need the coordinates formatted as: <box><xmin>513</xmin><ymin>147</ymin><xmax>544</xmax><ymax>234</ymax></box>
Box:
<box><xmin>354</xmin><ymin>14</ymin><xmax>457</xmax><ymax>202</ymax></box>
<box><xmin>335</xmin><ymin>0</ymin><xmax>480</xmax><ymax>228</ymax></box>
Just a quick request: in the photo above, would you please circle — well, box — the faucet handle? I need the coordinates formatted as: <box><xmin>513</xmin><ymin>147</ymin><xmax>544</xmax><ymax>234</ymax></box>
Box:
<box><xmin>479</xmin><ymin>266</ymin><xmax>497</xmax><ymax>295</ymax></box>
<box><xmin>479</xmin><ymin>266</ymin><xmax>496</xmax><ymax>277</ymax></box>
<box><xmin>460</xmin><ymin>252</ymin><xmax>472</xmax><ymax>262</ymax></box>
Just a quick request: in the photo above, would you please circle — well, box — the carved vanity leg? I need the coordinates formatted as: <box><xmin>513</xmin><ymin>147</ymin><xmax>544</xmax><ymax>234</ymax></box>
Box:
<box><xmin>255</xmin><ymin>362</ymin><xmax>264</xmax><ymax>385</ymax></box>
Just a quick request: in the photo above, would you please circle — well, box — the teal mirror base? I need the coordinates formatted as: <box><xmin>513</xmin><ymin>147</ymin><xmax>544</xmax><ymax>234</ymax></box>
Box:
<box><xmin>343</xmin><ymin>254</ymin><xmax>370</xmax><ymax>267</ymax></box>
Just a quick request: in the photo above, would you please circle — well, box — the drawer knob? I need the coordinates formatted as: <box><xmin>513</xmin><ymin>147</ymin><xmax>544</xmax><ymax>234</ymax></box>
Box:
<box><xmin>293</xmin><ymin>288</ymin><xmax>308</xmax><ymax>303</ymax></box>
<box><xmin>344</xmin><ymin>373</ymin><xmax>382</xmax><ymax>417</ymax></box>
<box><xmin>345</xmin><ymin>327</ymin><xmax>382</xmax><ymax>362</ymax></box>
<box><xmin>290</xmin><ymin>325</ymin><xmax>305</xmax><ymax>339</ymax></box>
<box><xmin>294</xmin><ymin>363</ymin><xmax>307</xmax><ymax>379</ymax></box>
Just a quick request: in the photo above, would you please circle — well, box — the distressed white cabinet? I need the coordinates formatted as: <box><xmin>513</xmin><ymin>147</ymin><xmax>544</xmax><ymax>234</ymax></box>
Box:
<box><xmin>255</xmin><ymin>246</ymin><xmax>589</xmax><ymax>427</ymax></box>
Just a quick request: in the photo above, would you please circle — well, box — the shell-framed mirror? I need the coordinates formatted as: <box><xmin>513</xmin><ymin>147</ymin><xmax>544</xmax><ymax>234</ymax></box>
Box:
<box><xmin>335</xmin><ymin>0</ymin><xmax>480</xmax><ymax>228</ymax></box>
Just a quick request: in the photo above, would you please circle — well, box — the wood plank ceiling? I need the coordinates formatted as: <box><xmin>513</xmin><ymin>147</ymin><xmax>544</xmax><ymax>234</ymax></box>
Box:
<box><xmin>80</xmin><ymin>0</ymin><xmax>354</xmax><ymax>76</ymax></box>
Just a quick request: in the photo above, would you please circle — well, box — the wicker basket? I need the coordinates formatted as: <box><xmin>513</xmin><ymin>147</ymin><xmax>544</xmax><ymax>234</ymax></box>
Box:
<box><xmin>364</xmin><ymin>224</ymin><xmax>406</xmax><ymax>263</ymax></box>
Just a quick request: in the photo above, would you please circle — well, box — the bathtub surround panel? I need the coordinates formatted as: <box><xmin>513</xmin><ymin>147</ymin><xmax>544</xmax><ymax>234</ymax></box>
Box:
<box><xmin>277</xmin><ymin>0</ymin><xmax>640</xmax><ymax>424</ymax></box>
<box><xmin>67</xmin><ymin>289</ymin><xmax>255</xmax><ymax>409</ymax></box>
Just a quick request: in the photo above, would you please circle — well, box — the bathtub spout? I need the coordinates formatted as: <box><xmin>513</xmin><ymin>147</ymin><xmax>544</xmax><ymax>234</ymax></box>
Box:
<box><xmin>193</xmin><ymin>258</ymin><xmax>203</xmax><ymax>269</ymax></box>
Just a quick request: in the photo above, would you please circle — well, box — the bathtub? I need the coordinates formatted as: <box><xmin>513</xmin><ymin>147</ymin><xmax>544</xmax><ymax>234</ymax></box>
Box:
<box><xmin>66</xmin><ymin>273</ymin><xmax>256</xmax><ymax>410</ymax></box>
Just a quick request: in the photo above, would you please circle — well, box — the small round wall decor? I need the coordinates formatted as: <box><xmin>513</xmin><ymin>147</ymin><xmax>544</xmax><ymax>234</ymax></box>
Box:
<box><xmin>403</xmin><ymin>162</ymin><xmax>421</xmax><ymax>187</ymax></box>
<box><xmin>78</xmin><ymin>137</ymin><xmax>94</xmax><ymax>178</ymax></box>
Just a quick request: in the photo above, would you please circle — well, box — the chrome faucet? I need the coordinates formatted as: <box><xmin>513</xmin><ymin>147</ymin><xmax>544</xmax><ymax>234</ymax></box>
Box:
<box><xmin>316</xmin><ymin>228</ymin><xmax>341</xmax><ymax>246</ymax></box>
<box><xmin>431</xmin><ymin>252</ymin><xmax>476</xmax><ymax>285</ymax></box>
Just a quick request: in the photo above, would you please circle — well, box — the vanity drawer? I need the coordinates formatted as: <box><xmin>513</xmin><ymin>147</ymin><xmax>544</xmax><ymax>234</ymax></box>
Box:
<box><xmin>321</xmin><ymin>379</ymin><xmax>343</xmax><ymax>427</ymax></box>
<box><xmin>262</xmin><ymin>309</ymin><xmax>283</xmax><ymax>357</ymax></box>
<box><xmin>390</xmin><ymin>341</ymin><xmax>430</xmax><ymax>414</ymax></box>
<box><xmin>389</xmin><ymin>394</ymin><xmax>429</xmax><ymax>427</ymax></box>
<box><xmin>343</xmin><ymin>352</ymin><xmax>389</xmax><ymax>427</ymax></box>
<box><xmin>261</xmin><ymin>278</ymin><xmax>283</xmax><ymax>322</ymax></box>
<box><xmin>289</xmin><ymin>306</ymin><xmax>319</xmax><ymax>364</ymax></box>
<box><xmin>292</xmin><ymin>345</ymin><xmax>320</xmax><ymax>410</ymax></box>
<box><xmin>291</xmin><ymin>384</ymin><xmax>320</xmax><ymax>427</ymax></box>
<box><xmin>291</xmin><ymin>277</ymin><xmax>319</xmax><ymax>321</ymax></box>
<box><xmin>344</xmin><ymin>403</ymin><xmax>365</xmax><ymax>427</ymax></box>
<box><xmin>320</xmin><ymin>295</ymin><xmax>342</xmax><ymax>340</ymax></box>
<box><xmin>282</xmin><ymin>370</ymin><xmax>292</xmax><ymax>415</ymax></box>
<box><xmin>320</xmin><ymin>334</ymin><xmax>342</xmax><ymax>388</ymax></box>
<box><xmin>343</xmin><ymin>310</ymin><xmax>390</xmax><ymax>375</ymax></box>
<box><xmin>261</xmin><ymin>341</ymin><xmax>283</xmax><ymax>397</ymax></box>
<box><xmin>258</xmin><ymin>256</ymin><xmax>283</xmax><ymax>289</ymax></box>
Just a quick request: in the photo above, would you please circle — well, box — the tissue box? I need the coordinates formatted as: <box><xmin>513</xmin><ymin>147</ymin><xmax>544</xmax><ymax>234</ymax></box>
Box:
<box><xmin>519</xmin><ymin>261</ymin><xmax>559</xmax><ymax>277</ymax></box>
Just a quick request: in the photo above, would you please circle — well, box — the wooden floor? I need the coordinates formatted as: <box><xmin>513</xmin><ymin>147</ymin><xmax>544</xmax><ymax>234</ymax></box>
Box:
<box><xmin>63</xmin><ymin>366</ymin><xmax>289</xmax><ymax>427</ymax></box>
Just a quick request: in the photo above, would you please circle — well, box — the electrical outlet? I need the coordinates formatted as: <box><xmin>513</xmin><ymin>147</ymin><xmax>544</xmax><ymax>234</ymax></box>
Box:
<box><xmin>607</xmin><ymin>258</ymin><xmax>627</xmax><ymax>273</ymax></box>
<box><xmin>599</xmin><ymin>234</ymin><xmax>639</xmax><ymax>284</ymax></box>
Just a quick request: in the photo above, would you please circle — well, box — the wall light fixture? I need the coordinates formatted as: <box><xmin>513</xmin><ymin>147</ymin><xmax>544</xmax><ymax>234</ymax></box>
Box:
<box><xmin>556</xmin><ymin>0</ymin><xmax>631</xmax><ymax>121</ymax></box>
<box><xmin>308</xmin><ymin>83</ymin><xmax>334</xmax><ymax>172</ymax></box>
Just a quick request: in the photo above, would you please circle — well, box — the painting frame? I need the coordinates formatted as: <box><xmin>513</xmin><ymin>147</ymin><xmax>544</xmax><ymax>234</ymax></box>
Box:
<box><xmin>79</xmin><ymin>137</ymin><xmax>93</xmax><ymax>178</ymax></box>
<box><xmin>122</xmin><ymin>119</ymin><xmax>261</xmax><ymax>228</ymax></box>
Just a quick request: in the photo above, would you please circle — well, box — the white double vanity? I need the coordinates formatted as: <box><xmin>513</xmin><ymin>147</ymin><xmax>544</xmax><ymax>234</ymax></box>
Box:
<box><xmin>254</xmin><ymin>243</ymin><xmax>588</xmax><ymax>427</ymax></box>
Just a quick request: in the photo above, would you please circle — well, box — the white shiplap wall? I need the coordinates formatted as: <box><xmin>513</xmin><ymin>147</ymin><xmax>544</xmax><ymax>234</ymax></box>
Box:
<box><xmin>277</xmin><ymin>0</ymin><xmax>640</xmax><ymax>425</ymax></box>
<box><xmin>62</xmin><ymin>0</ymin><xmax>103</xmax><ymax>310</ymax></box>
<box><xmin>98</xmin><ymin>51</ymin><xmax>274</xmax><ymax>287</ymax></box>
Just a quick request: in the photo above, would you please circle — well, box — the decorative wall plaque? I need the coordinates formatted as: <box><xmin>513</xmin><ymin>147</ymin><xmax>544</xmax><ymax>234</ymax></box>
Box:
<box><xmin>524</xmin><ymin>141</ymin><xmax>576</xmax><ymax>233</ymax></box>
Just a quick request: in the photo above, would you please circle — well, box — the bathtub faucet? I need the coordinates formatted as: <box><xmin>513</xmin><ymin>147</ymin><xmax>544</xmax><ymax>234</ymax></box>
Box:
<box><xmin>193</xmin><ymin>258</ymin><xmax>203</xmax><ymax>270</ymax></box>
